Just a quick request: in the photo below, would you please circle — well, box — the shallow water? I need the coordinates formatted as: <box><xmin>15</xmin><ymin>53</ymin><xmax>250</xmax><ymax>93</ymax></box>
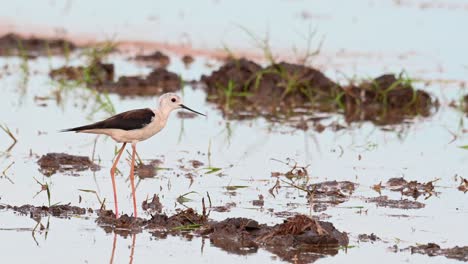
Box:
<box><xmin>1</xmin><ymin>1</ymin><xmax>468</xmax><ymax>263</ymax></box>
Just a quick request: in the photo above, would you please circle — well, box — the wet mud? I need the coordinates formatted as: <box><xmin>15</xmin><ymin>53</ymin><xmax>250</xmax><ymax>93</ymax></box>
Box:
<box><xmin>49</xmin><ymin>61</ymin><xmax>115</xmax><ymax>86</ymax></box>
<box><xmin>404</xmin><ymin>243</ymin><xmax>468</xmax><ymax>262</ymax></box>
<box><xmin>134</xmin><ymin>50</ymin><xmax>170</xmax><ymax>68</ymax></box>
<box><xmin>366</xmin><ymin>196</ymin><xmax>425</xmax><ymax>209</ymax></box>
<box><xmin>307</xmin><ymin>181</ymin><xmax>357</xmax><ymax>212</ymax></box>
<box><xmin>358</xmin><ymin>233</ymin><xmax>380</xmax><ymax>243</ymax></box>
<box><xmin>182</xmin><ymin>55</ymin><xmax>195</xmax><ymax>66</ymax></box>
<box><xmin>384</xmin><ymin>177</ymin><xmax>437</xmax><ymax>199</ymax></box>
<box><xmin>94</xmin><ymin>202</ymin><xmax>348</xmax><ymax>263</ymax></box>
<box><xmin>1</xmin><ymin>204</ymin><xmax>90</xmax><ymax>218</ymax></box>
<box><xmin>135</xmin><ymin>159</ymin><xmax>162</xmax><ymax>179</ymax></box>
<box><xmin>37</xmin><ymin>153</ymin><xmax>100</xmax><ymax>176</ymax></box>
<box><xmin>201</xmin><ymin>59</ymin><xmax>435</xmax><ymax>126</ymax></box>
<box><xmin>0</xmin><ymin>33</ymin><xmax>76</xmax><ymax>57</ymax></box>
<box><xmin>50</xmin><ymin>61</ymin><xmax>181</xmax><ymax>96</ymax></box>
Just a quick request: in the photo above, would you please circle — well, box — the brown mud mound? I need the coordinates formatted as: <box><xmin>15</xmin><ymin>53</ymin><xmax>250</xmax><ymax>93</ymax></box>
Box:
<box><xmin>5</xmin><ymin>204</ymin><xmax>89</xmax><ymax>218</ymax></box>
<box><xmin>206</xmin><ymin>218</ymin><xmax>264</xmax><ymax>254</ymax></box>
<box><xmin>202</xmin><ymin>59</ymin><xmax>339</xmax><ymax>113</ymax></box>
<box><xmin>182</xmin><ymin>55</ymin><xmax>195</xmax><ymax>66</ymax></box>
<box><xmin>96</xmin><ymin>208</ymin><xmax>347</xmax><ymax>263</ymax></box>
<box><xmin>404</xmin><ymin>243</ymin><xmax>468</xmax><ymax>262</ymax></box>
<box><xmin>147</xmin><ymin>208</ymin><xmax>206</xmax><ymax>230</ymax></box>
<box><xmin>97</xmin><ymin>210</ymin><xmax>147</xmax><ymax>236</ymax></box>
<box><xmin>98</xmin><ymin>68</ymin><xmax>181</xmax><ymax>96</ymax></box>
<box><xmin>37</xmin><ymin>153</ymin><xmax>100</xmax><ymax>176</ymax></box>
<box><xmin>204</xmin><ymin>215</ymin><xmax>348</xmax><ymax>263</ymax></box>
<box><xmin>134</xmin><ymin>51</ymin><xmax>170</xmax><ymax>68</ymax></box>
<box><xmin>49</xmin><ymin>61</ymin><xmax>114</xmax><ymax>86</ymax></box>
<box><xmin>0</xmin><ymin>33</ymin><xmax>76</xmax><ymax>57</ymax></box>
<box><xmin>50</xmin><ymin>62</ymin><xmax>181</xmax><ymax>96</ymax></box>
<box><xmin>258</xmin><ymin>215</ymin><xmax>348</xmax><ymax>263</ymax></box>
<box><xmin>307</xmin><ymin>181</ymin><xmax>357</xmax><ymax>212</ymax></box>
<box><xmin>201</xmin><ymin>59</ymin><xmax>435</xmax><ymax>125</ymax></box>
<box><xmin>366</xmin><ymin>196</ymin><xmax>425</xmax><ymax>209</ymax></box>
<box><xmin>342</xmin><ymin>74</ymin><xmax>433</xmax><ymax>125</ymax></box>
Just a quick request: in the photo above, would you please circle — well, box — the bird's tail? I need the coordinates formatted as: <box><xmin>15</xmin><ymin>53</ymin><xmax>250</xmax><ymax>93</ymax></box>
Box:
<box><xmin>59</xmin><ymin>125</ymin><xmax>94</xmax><ymax>132</ymax></box>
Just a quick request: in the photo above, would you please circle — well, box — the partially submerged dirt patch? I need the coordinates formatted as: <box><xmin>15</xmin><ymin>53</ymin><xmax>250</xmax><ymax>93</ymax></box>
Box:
<box><xmin>404</xmin><ymin>243</ymin><xmax>468</xmax><ymax>262</ymax></box>
<box><xmin>96</xmin><ymin>208</ymin><xmax>347</xmax><ymax>263</ymax></box>
<box><xmin>384</xmin><ymin>177</ymin><xmax>437</xmax><ymax>199</ymax></box>
<box><xmin>37</xmin><ymin>153</ymin><xmax>100</xmax><ymax>176</ymax></box>
<box><xmin>134</xmin><ymin>51</ymin><xmax>170</xmax><ymax>68</ymax></box>
<box><xmin>0</xmin><ymin>33</ymin><xmax>76</xmax><ymax>57</ymax></box>
<box><xmin>5</xmin><ymin>201</ymin><xmax>348</xmax><ymax>263</ymax></box>
<box><xmin>4</xmin><ymin>204</ymin><xmax>89</xmax><ymax>218</ymax></box>
<box><xmin>358</xmin><ymin>233</ymin><xmax>380</xmax><ymax>243</ymax></box>
<box><xmin>182</xmin><ymin>55</ymin><xmax>195</xmax><ymax>66</ymax></box>
<box><xmin>201</xmin><ymin>58</ymin><xmax>435</xmax><ymax>126</ymax></box>
<box><xmin>50</xmin><ymin>61</ymin><xmax>181</xmax><ymax>96</ymax></box>
<box><xmin>135</xmin><ymin>160</ymin><xmax>162</xmax><ymax>179</ymax></box>
<box><xmin>49</xmin><ymin>61</ymin><xmax>114</xmax><ymax>86</ymax></box>
<box><xmin>307</xmin><ymin>181</ymin><xmax>357</xmax><ymax>212</ymax></box>
<box><xmin>141</xmin><ymin>194</ymin><xmax>163</xmax><ymax>214</ymax></box>
<box><xmin>366</xmin><ymin>196</ymin><xmax>425</xmax><ymax>209</ymax></box>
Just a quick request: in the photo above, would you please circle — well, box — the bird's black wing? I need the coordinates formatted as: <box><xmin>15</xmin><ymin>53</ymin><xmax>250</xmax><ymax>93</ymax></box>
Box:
<box><xmin>62</xmin><ymin>108</ymin><xmax>155</xmax><ymax>132</ymax></box>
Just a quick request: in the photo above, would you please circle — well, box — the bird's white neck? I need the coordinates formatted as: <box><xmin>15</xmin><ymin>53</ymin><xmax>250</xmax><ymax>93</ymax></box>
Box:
<box><xmin>154</xmin><ymin>107</ymin><xmax>172</xmax><ymax>123</ymax></box>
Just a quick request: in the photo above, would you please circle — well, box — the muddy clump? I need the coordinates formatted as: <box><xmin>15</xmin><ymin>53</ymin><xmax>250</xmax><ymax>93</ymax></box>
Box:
<box><xmin>182</xmin><ymin>55</ymin><xmax>194</xmax><ymax>66</ymax></box>
<box><xmin>458</xmin><ymin>177</ymin><xmax>468</xmax><ymax>193</ymax></box>
<box><xmin>258</xmin><ymin>215</ymin><xmax>348</xmax><ymax>263</ymax></box>
<box><xmin>98</xmin><ymin>68</ymin><xmax>181</xmax><ymax>96</ymax></box>
<box><xmin>7</xmin><ymin>201</ymin><xmax>348</xmax><ymax>263</ymax></box>
<box><xmin>141</xmin><ymin>194</ymin><xmax>163</xmax><ymax>214</ymax></box>
<box><xmin>147</xmin><ymin>208</ymin><xmax>206</xmax><ymax>230</ymax></box>
<box><xmin>404</xmin><ymin>243</ymin><xmax>468</xmax><ymax>262</ymax></box>
<box><xmin>201</xmin><ymin>59</ymin><xmax>435</xmax><ymax>126</ymax></box>
<box><xmin>97</xmin><ymin>210</ymin><xmax>147</xmax><ymax>236</ymax></box>
<box><xmin>135</xmin><ymin>160</ymin><xmax>162</xmax><ymax>179</ymax></box>
<box><xmin>366</xmin><ymin>196</ymin><xmax>425</xmax><ymax>209</ymax></box>
<box><xmin>49</xmin><ymin>61</ymin><xmax>114</xmax><ymax>85</ymax></box>
<box><xmin>0</xmin><ymin>33</ymin><xmax>76</xmax><ymax>57</ymax></box>
<box><xmin>134</xmin><ymin>51</ymin><xmax>170</xmax><ymax>68</ymax></box>
<box><xmin>307</xmin><ymin>181</ymin><xmax>357</xmax><ymax>212</ymax></box>
<box><xmin>37</xmin><ymin>153</ymin><xmax>100</xmax><ymax>176</ymax></box>
<box><xmin>342</xmin><ymin>74</ymin><xmax>434</xmax><ymax>125</ymax></box>
<box><xmin>384</xmin><ymin>177</ymin><xmax>437</xmax><ymax>199</ymax></box>
<box><xmin>202</xmin><ymin>59</ymin><xmax>339</xmax><ymax>114</ymax></box>
<box><xmin>96</xmin><ymin>208</ymin><xmax>347</xmax><ymax>262</ymax></box>
<box><xmin>206</xmin><ymin>218</ymin><xmax>264</xmax><ymax>255</ymax></box>
<box><xmin>5</xmin><ymin>204</ymin><xmax>88</xmax><ymax>218</ymax></box>
<box><xmin>50</xmin><ymin>61</ymin><xmax>181</xmax><ymax>96</ymax></box>
<box><xmin>205</xmin><ymin>215</ymin><xmax>348</xmax><ymax>263</ymax></box>
<box><xmin>358</xmin><ymin>233</ymin><xmax>380</xmax><ymax>243</ymax></box>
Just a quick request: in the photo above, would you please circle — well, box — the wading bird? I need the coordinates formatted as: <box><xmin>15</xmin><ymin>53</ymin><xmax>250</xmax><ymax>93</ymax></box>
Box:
<box><xmin>62</xmin><ymin>93</ymin><xmax>205</xmax><ymax>218</ymax></box>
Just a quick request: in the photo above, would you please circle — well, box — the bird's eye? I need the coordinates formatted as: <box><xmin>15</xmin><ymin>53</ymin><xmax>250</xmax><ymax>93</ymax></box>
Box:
<box><xmin>171</xmin><ymin>98</ymin><xmax>176</xmax><ymax>103</ymax></box>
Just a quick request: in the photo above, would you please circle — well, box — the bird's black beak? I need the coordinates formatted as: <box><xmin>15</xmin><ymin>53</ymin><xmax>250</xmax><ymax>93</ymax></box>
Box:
<box><xmin>180</xmin><ymin>104</ymin><xmax>206</xmax><ymax>116</ymax></box>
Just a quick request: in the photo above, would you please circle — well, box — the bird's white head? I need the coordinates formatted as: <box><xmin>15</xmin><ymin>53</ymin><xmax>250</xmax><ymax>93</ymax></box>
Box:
<box><xmin>158</xmin><ymin>93</ymin><xmax>206</xmax><ymax>117</ymax></box>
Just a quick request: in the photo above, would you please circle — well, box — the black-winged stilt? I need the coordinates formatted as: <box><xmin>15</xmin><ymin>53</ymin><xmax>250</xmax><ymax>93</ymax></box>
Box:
<box><xmin>62</xmin><ymin>93</ymin><xmax>205</xmax><ymax>218</ymax></box>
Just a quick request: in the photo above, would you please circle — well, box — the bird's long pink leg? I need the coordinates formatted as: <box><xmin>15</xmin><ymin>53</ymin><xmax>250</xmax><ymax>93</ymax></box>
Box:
<box><xmin>110</xmin><ymin>143</ymin><xmax>127</xmax><ymax>219</ymax></box>
<box><xmin>130</xmin><ymin>143</ymin><xmax>138</xmax><ymax>218</ymax></box>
